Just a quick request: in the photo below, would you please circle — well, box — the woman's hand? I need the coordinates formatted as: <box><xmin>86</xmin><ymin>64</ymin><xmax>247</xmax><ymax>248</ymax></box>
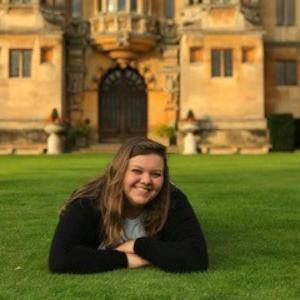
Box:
<box><xmin>126</xmin><ymin>253</ymin><xmax>150</xmax><ymax>269</ymax></box>
<box><xmin>115</xmin><ymin>240</ymin><xmax>135</xmax><ymax>254</ymax></box>
<box><xmin>115</xmin><ymin>240</ymin><xmax>150</xmax><ymax>268</ymax></box>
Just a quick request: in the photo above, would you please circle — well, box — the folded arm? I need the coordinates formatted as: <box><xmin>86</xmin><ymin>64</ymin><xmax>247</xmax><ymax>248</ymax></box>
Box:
<box><xmin>133</xmin><ymin>190</ymin><xmax>208</xmax><ymax>273</ymax></box>
<box><xmin>48</xmin><ymin>199</ymin><xmax>128</xmax><ymax>273</ymax></box>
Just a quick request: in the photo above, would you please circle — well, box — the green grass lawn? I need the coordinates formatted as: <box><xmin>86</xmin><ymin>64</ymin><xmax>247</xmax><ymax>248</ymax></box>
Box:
<box><xmin>0</xmin><ymin>153</ymin><xmax>299</xmax><ymax>300</ymax></box>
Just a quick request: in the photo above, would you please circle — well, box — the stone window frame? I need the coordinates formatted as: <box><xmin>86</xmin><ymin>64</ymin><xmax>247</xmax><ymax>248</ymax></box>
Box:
<box><xmin>9</xmin><ymin>49</ymin><xmax>32</xmax><ymax>78</ymax></box>
<box><xmin>276</xmin><ymin>60</ymin><xmax>297</xmax><ymax>86</ymax></box>
<box><xmin>40</xmin><ymin>47</ymin><xmax>54</xmax><ymax>64</ymax></box>
<box><xmin>40</xmin><ymin>0</ymin><xmax>61</xmax><ymax>8</ymax></box>
<box><xmin>104</xmin><ymin>0</ymin><xmax>145</xmax><ymax>13</ymax></box>
<box><xmin>8</xmin><ymin>0</ymin><xmax>32</xmax><ymax>4</ymax></box>
<box><xmin>241</xmin><ymin>47</ymin><xmax>256</xmax><ymax>64</ymax></box>
<box><xmin>190</xmin><ymin>46</ymin><xmax>204</xmax><ymax>64</ymax></box>
<box><xmin>211</xmin><ymin>48</ymin><xmax>233</xmax><ymax>77</ymax></box>
<box><xmin>186</xmin><ymin>0</ymin><xmax>203</xmax><ymax>6</ymax></box>
<box><xmin>210</xmin><ymin>0</ymin><xmax>233</xmax><ymax>6</ymax></box>
<box><xmin>130</xmin><ymin>0</ymin><xmax>137</xmax><ymax>11</ymax></box>
<box><xmin>276</xmin><ymin>0</ymin><xmax>295</xmax><ymax>26</ymax></box>
<box><xmin>71</xmin><ymin>0</ymin><xmax>81</xmax><ymax>18</ymax></box>
<box><xmin>165</xmin><ymin>0</ymin><xmax>174</xmax><ymax>18</ymax></box>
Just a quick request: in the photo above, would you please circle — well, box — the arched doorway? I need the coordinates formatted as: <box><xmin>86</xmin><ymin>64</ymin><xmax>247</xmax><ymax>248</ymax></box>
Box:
<box><xmin>99</xmin><ymin>67</ymin><xmax>147</xmax><ymax>142</ymax></box>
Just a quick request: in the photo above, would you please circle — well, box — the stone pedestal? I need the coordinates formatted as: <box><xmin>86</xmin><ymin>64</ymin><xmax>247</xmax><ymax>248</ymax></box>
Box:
<box><xmin>183</xmin><ymin>132</ymin><xmax>198</xmax><ymax>154</ymax></box>
<box><xmin>179</xmin><ymin>121</ymin><xmax>199</xmax><ymax>155</ymax></box>
<box><xmin>45</xmin><ymin>124</ymin><xmax>66</xmax><ymax>154</ymax></box>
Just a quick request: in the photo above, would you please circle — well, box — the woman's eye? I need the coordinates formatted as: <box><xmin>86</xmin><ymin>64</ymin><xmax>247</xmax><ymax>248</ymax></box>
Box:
<box><xmin>152</xmin><ymin>173</ymin><xmax>162</xmax><ymax>178</ymax></box>
<box><xmin>132</xmin><ymin>169</ymin><xmax>142</xmax><ymax>174</ymax></box>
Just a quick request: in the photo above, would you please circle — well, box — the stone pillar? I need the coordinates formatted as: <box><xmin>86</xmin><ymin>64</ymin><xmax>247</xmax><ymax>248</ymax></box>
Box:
<box><xmin>102</xmin><ymin>0</ymin><xmax>106</xmax><ymax>12</ymax></box>
<box><xmin>138</xmin><ymin>0</ymin><xmax>143</xmax><ymax>14</ymax></box>
<box><xmin>148</xmin><ymin>0</ymin><xmax>152</xmax><ymax>16</ymax></box>
<box><xmin>126</xmin><ymin>0</ymin><xmax>130</xmax><ymax>12</ymax></box>
<box><xmin>94</xmin><ymin>0</ymin><xmax>99</xmax><ymax>15</ymax></box>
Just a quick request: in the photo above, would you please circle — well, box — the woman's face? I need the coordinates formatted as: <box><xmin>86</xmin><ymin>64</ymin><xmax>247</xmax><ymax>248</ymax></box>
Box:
<box><xmin>123</xmin><ymin>154</ymin><xmax>164</xmax><ymax>215</ymax></box>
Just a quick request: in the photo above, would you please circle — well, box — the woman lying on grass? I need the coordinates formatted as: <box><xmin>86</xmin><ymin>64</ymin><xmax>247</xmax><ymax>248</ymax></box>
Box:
<box><xmin>48</xmin><ymin>137</ymin><xmax>208</xmax><ymax>273</ymax></box>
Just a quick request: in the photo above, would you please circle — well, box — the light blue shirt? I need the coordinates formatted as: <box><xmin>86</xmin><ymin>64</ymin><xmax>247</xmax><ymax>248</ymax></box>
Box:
<box><xmin>123</xmin><ymin>215</ymin><xmax>146</xmax><ymax>240</ymax></box>
<box><xmin>98</xmin><ymin>215</ymin><xmax>146</xmax><ymax>250</ymax></box>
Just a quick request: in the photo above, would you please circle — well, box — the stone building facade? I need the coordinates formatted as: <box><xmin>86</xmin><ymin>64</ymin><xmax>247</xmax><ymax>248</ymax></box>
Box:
<box><xmin>0</xmin><ymin>0</ymin><xmax>299</xmax><ymax>151</ymax></box>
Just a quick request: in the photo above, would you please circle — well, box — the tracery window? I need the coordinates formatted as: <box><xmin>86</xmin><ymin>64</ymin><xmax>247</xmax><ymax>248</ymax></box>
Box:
<box><xmin>276</xmin><ymin>60</ymin><xmax>297</xmax><ymax>86</ymax></box>
<box><xmin>118</xmin><ymin>0</ymin><xmax>126</xmax><ymax>11</ymax></box>
<box><xmin>165</xmin><ymin>0</ymin><xmax>174</xmax><ymax>18</ymax></box>
<box><xmin>107</xmin><ymin>0</ymin><xmax>116</xmax><ymax>12</ymax></box>
<box><xmin>9</xmin><ymin>0</ymin><xmax>32</xmax><ymax>4</ymax></box>
<box><xmin>187</xmin><ymin>0</ymin><xmax>202</xmax><ymax>5</ymax></box>
<box><xmin>210</xmin><ymin>0</ymin><xmax>231</xmax><ymax>5</ymax></box>
<box><xmin>72</xmin><ymin>0</ymin><xmax>81</xmax><ymax>18</ymax></box>
<box><xmin>130</xmin><ymin>0</ymin><xmax>137</xmax><ymax>11</ymax></box>
<box><xmin>103</xmin><ymin>0</ymin><xmax>149</xmax><ymax>13</ymax></box>
<box><xmin>276</xmin><ymin>0</ymin><xmax>295</xmax><ymax>26</ymax></box>
<box><xmin>40</xmin><ymin>0</ymin><xmax>64</xmax><ymax>8</ymax></box>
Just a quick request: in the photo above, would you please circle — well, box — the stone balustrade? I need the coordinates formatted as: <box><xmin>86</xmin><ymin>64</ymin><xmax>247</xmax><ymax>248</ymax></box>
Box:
<box><xmin>90</xmin><ymin>13</ymin><xmax>158</xmax><ymax>36</ymax></box>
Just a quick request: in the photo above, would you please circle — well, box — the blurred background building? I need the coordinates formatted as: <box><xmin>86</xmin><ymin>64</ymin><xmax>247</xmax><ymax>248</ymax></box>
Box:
<box><xmin>0</xmin><ymin>0</ymin><xmax>299</xmax><ymax>152</ymax></box>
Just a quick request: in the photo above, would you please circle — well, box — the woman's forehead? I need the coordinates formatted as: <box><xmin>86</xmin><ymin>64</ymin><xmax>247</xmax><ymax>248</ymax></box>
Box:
<box><xmin>128</xmin><ymin>154</ymin><xmax>164</xmax><ymax>170</ymax></box>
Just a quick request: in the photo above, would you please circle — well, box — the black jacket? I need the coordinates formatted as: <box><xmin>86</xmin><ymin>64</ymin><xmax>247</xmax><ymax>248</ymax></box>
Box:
<box><xmin>48</xmin><ymin>188</ymin><xmax>208</xmax><ymax>273</ymax></box>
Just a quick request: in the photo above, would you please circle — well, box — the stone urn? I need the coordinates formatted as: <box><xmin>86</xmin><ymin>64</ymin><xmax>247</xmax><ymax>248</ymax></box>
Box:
<box><xmin>44</xmin><ymin>123</ymin><xmax>66</xmax><ymax>154</ymax></box>
<box><xmin>179</xmin><ymin>120</ymin><xmax>199</xmax><ymax>155</ymax></box>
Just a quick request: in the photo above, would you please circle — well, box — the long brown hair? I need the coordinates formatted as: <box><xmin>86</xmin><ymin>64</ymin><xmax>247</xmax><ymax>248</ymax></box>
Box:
<box><xmin>61</xmin><ymin>137</ymin><xmax>171</xmax><ymax>247</ymax></box>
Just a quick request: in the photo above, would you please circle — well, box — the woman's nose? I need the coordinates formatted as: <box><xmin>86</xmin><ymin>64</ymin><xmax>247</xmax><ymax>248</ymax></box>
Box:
<box><xmin>140</xmin><ymin>173</ymin><xmax>151</xmax><ymax>184</ymax></box>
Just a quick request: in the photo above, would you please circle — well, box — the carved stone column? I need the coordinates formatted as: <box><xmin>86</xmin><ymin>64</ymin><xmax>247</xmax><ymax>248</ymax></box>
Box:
<box><xmin>138</xmin><ymin>0</ymin><xmax>143</xmax><ymax>14</ymax></box>
<box><xmin>93</xmin><ymin>0</ymin><xmax>99</xmax><ymax>16</ymax></box>
<box><xmin>148</xmin><ymin>0</ymin><xmax>152</xmax><ymax>16</ymax></box>
<box><xmin>64</xmin><ymin>20</ymin><xmax>90</xmax><ymax>122</ymax></box>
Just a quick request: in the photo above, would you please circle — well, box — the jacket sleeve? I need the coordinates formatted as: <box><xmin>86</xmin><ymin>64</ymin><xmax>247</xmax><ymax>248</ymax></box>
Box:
<box><xmin>134</xmin><ymin>189</ymin><xmax>208</xmax><ymax>273</ymax></box>
<box><xmin>48</xmin><ymin>199</ymin><xmax>128</xmax><ymax>273</ymax></box>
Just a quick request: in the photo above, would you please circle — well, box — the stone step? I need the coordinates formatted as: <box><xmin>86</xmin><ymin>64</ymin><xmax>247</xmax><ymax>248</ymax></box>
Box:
<box><xmin>77</xmin><ymin>144</ymin><xmax>122</xmax><ymax>154</ymax></box>
<box><xmin>207</xmin><ymin>146</ymin><xmax>238</xmax><ymax>155</ymax></box>
<box><xmin>76</xmin><ymin>144</ymin><xmax>179</xmax><ymax>154</ymax></box>
<box><xmin>199</xmin><ymin>144</ymin><xmax>271</xmax><ymax>155</ymax></box>
<box><xmin>0</xmin><ymin>145</ymin><xmax>13</xmax><ymax>155</ymax></box>
<box><xmin>238</xmin><ymin>145</ymin><xmax>271</xmax><ymax>155</ymax></box>
<box><xmin>0</xmin><ymin>144</ymin><xmax>46</xmax><ymax>155</ymax></box>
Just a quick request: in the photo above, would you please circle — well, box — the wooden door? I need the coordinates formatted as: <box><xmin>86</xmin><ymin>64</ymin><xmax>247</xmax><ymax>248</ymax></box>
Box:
<box><xmin>99</xmin><ymin>67</ymin><xmax>147</xmax><ymax>142</ymax></box>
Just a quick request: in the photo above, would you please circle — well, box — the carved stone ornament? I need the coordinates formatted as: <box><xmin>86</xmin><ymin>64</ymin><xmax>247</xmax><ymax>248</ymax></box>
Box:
<box><xmin>165</xmin><ymin>74</ymin><xmax>179</xmax><ymax>93</ymax></box>
<box><xmin>160</xmin><ymin>21</ymin><xmax>179</xmax><ymax>45</ymax></box>
<box><xmin>117</xmin><ymin>31</ymin><xmax>130</xmax><ymax>47</ymax></box>
<box><xmin>65</xmin><ymin>20</ymin><xmax>90</xmax><ymax>38</ymax></box>
<box><xmin>39</xmin><ymin>2</ymin><xmax>66</xmax><ymax>27</ymax></box>
<box><xmin>67</xmin><ymin>73</ymin><xmax>84</xmax><ymax>94</ymax></box>
<box><xmin>240</xmin><ymin>0</ymin><xmax>261</xmax><ymax>25</ymax></box>
<box><xmin>181</xmin><ymin>5</ymin><xmax>203</xmax><ymax>25</ymax></box>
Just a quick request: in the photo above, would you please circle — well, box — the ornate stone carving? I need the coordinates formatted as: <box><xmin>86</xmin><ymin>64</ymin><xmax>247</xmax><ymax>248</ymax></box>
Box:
<box><xmin>39</xmin><ymin>1</ymin><xmax>66</xmax><ymax>26</ymax></box>
<box><xmin>138</xmin><ymin>65</ymin><xmax>156</xmax><ymax>88</ymax></box>
<box><xmin>64</xmin><ymin>20</ymin><xmax>90</xmax><ymax>119</ymax></box>
<box><xmin>160</xmin><ymin>20</ymin><xmax>179</xmax><ymax>45</ymax></box>
<box><xmin>89</xmin><ymin>14</ymin><xmax>160</xmax><ymax>65</ymax></box>
<box><xmin>65</xmin><ymin>20</ymin><xmax>90</xmax><ymax>39</ymax></box>
<box><xmin>240</xmin><ymin>0</ymin><xmax>261</xmax><ymax>25</ymax></box>
<box><xmin>117</xmin><ymin>31</ymin><xmax>130</xmax><ymax>47</ymax></box>
<box><xmin>67</xmin><ymin>72</ymin><xmax>84</xmax><ymax>94</ymax></box>
<box><xmin>181</xmin><ymin>5</ymin><xmax>203</xmax><ymax>26</ymax></box>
